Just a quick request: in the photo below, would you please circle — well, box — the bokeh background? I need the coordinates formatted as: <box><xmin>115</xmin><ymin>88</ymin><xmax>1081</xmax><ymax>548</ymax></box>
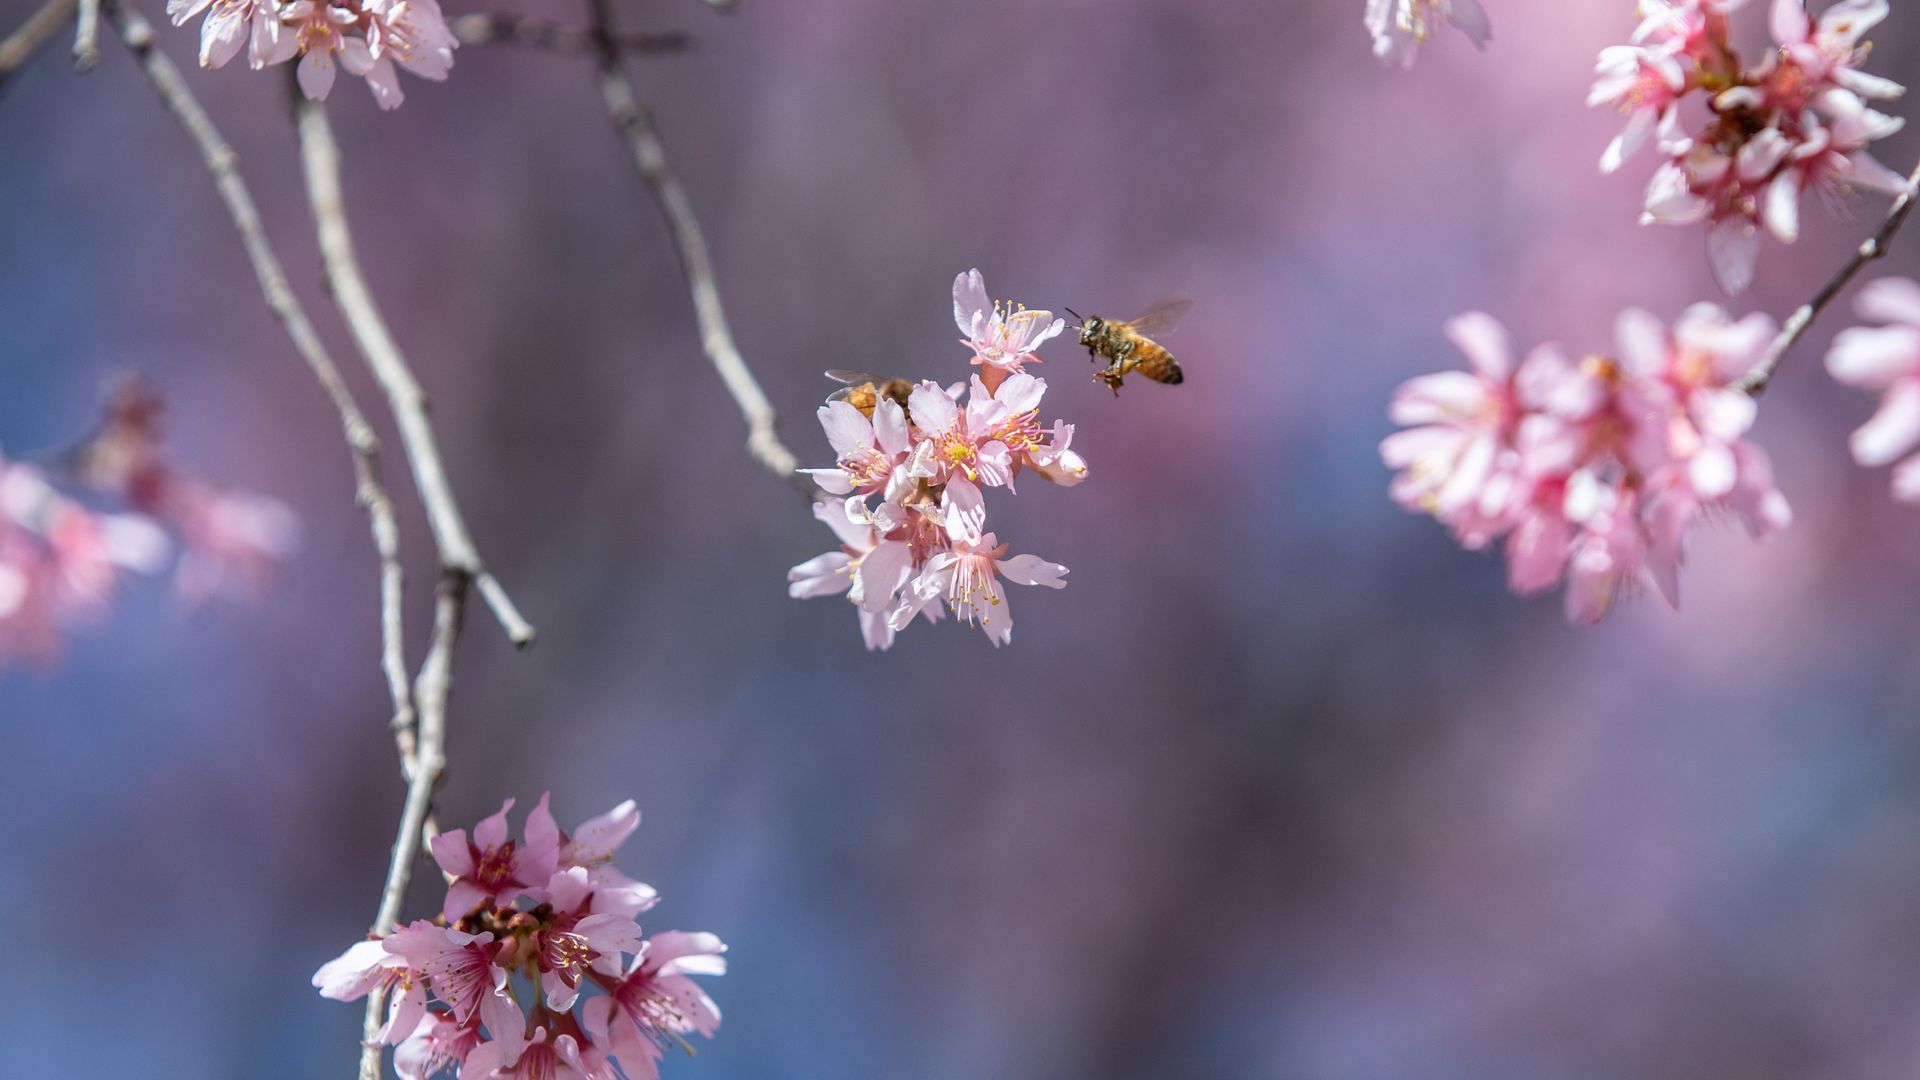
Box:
<box><xmin>6</xmin><ymin>1</ymin><xmax>1920</xmax><ymax>1077</ymax></box>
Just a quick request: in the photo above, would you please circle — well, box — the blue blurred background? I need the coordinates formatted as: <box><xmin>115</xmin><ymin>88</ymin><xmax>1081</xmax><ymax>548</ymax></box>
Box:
<box><xmin>6</xmin><ymin>1</ymin><xmax>1920</xmax><ymax>1077</ymax></box>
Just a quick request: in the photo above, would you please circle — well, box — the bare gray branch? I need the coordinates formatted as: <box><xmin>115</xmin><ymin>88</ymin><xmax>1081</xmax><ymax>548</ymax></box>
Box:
<box><xmin>1739</xmin><ymin>158</ymin><xmax>1920</xmax><ymax>395</ymax></box>
<box><xmin>294</xmin><ymin>96</ymin><xmax>537</xmax><ymax>646</ymax></box>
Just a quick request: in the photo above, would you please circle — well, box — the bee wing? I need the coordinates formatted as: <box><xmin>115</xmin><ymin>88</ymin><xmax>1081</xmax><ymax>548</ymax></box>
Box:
<box><xmin>1122</xmin><ymin>297</ymin><xmax>1192</xmax><ymax>339</ymax></box>
<box><xmin>824</xmin><ymin>369</ymin><xmax>896</xmax><ymax>386</ymax></box>
<box><xmin>824</xmin><ymin>370</ymin><xmax>892</xmax><ymax>403</ymax></box>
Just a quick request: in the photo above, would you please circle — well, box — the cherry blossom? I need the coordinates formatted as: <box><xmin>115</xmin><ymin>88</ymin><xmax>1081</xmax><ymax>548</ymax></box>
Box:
<box><xmin>166</xmin><ymin>0</ymin><xmax>457</xmax><ymax>110</ymax></box>
<box><xmin>1383</xmin><ymin>307</ymin><xmax>1791</xmax><ymax>622</ymax></box>
<box><xmin>1826</xmin><ymin>277</ymin><xmax>1920</xmax><ymax>499</ymax></box>
<box><xmin>891</xmin><ymin>532</ymin><xmax>1069</xmax><ymax>647</ymax></box>
<box><xmin>1364</xmin><ymin>0</ymin><xmax>1490</xmax><ymax>69</ymax></box>
<box><xmin>791</xmin><ymin>272</ymin><xmax>1084</xmax><ymax>649</ymax></box>
<box><xmin>429</xmin><ymin>795</ymin><xmax>561</xmax><ymax>921</ymax></box>
<box><xmin>1593</xmin><ymin>0</ymin><xmax>1911</xmax><ymax>293</ymax></box>
<box><xmin>315</xmin><ymin>795</ymin><xmax>725</xmax><ymax>1080</ymax></box>
<box><xmin>581</xmin><ymin>932</ymin><xmax>727</xmax><ymax>1080</ymax></box>
<box><xmin>953</xmin><ymin>269</ymin><xmax>1065</xmax><ymax>393</ymax></box>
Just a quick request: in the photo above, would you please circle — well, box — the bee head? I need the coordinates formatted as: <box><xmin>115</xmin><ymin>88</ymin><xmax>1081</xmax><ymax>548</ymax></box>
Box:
<box><xmin>1077</xmin><ymin>316</ymin><xmax>1103</xmax><ymax>344</ymax></box>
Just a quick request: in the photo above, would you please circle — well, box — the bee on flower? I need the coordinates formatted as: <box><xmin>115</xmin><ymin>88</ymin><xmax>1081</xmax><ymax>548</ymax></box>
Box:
<box><xmin>789</xmin><ymin>271</ymin><xmax>1084</xmax><ymax>649</ymax></box>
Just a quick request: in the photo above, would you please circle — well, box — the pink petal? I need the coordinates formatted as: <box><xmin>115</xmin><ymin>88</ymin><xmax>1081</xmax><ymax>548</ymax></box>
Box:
<box><xmin>1444</xmin><ymin>312</ymin><xmax>1512</xmax><ymax>381</ymax></box>
<box><xmin>1849</xmin><ymin>380</ymin><xmax>1920</xmax><ymax>466</ymax></box>
<box><xmin>952</xmin><ymin>270</ymin><xmax>990</xmax><ymax>338</ymax></box>
<box><xmin>521</xmin><ymin>793</ymin><xmax>561</xmax><ymax>880</ymax></box>
<box><xmin>1770</xmin><ymin>0</ymin><xmax>1811</xmax><ymax>43</ymax></box>
<box><xmin>473</xmin><ymin>800</ymin><xmax>514</xmax><ymax>850</ymax></box>
<box><xmin>1826</xmin><ymin>326</ymin><xmax>1920</xmax><ymax>387</ymax></box>
<box><xmin>296</xmin><ymin>49</ymin><xmax>337</xmax><ymax>101</ymax></box>
<box><xmin>566</xmin><ymin>801</ymin><xmax>640</xmax><ymax>866</ymax></box>
<box><xmin>429</xmin><ymin>828</ymin><xmax>475</xmax><ymax>878</ymax></box>
<box><xmin>1857</xmin><ymin>278</ymin><xmax>1920</xmax><ymax>328</ymax></box>
<box><xmin>441</xmin><ymin>879</ymin><xmax>490</xmax><ymax>922</ymax></box>
<box><xmin>857</xmin><ymin>540</ymin><xmax>913</xmax><ymax>614</ymax></box>
<box><xmin>1388</xmin><ymin>372</ymin><xmax>1491</xmax><ymax>425</ymax></box>
<box><xmin>1707</xmin><ymin>219</ymin><xmax>1761</xmax><ymax>296</ymax></box>
<box><xmin>816</xmin><ymin>402</ymin><xmax>875</xmax><ymax>459</ymax></box>
<box><xmin>1505</xmin><ymin>510</ymin><xmax>1570</xmax><ymax>594</ymax></box>
<box><xmin>907</xmin><ymin>380</ymin><xmax>957</xmax><ymax>435</ymax></box>
<box><xmin>996</xmin><ymin>553</ymin><xmax>1068</xmax><ymax>588</ymax></box>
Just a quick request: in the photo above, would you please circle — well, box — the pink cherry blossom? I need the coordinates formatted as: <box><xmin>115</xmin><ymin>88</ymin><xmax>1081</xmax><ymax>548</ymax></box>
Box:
<box><xmin>892</xmin><ymin>532</ymin><xmax>1068</xmax><ymax>647</ymax></box>
<box><xmin>463</xmin><ymin>1027</ymin><xmax>611</xmax><ymax>1080</ymax></box>
<box><xmin>1384</xmin><ymin>306</ymin><xmax>1791</xmax><ymax>622</ymax></box>
<box><xmin>551</xmin><ymin>800</ymin><xmax>659</xmax><ymax>919</ymax></box>
<box><xmin>953</xmin><ymin>269</ymin><xmax>1066</xmax><ymax>392</ymax></box>
<box><xmin>533</xmin><ymin>868</ymin><xmax>646</xmax><ymax>1011</ymax></box>
<box><xmin>1596</xmin><ymin>0</ymin><xmax>1909</xmax><ymax>293</ymax></box>
<box><xmin>1364</xmin><ymin>0</ymin><xmax>1490</xmax><ymax>69</ymax></box>
<box><xmin>166</xmin><ymin>0</ymin><xmax>456</xmax><ymax>109</ymax></box>
<box><xmin>429</xmin><ymin>795</ymin><xmax>561</xmax><ymax>920</ymax></box>
<box><xmin>787</xmin><ymin>498</ymin><xmax>916</xmax><ymax>651</ymax></box>
<box><xmin>792</xmin><ymin>271</ymin><xmax>1085</xmax><ymax>648</ymax></box>
<box><xmin>581</xmin><ymin>931</ymin><xmax>727</xmax><ymax>1080</ymax></box>
<box><xmin>1826</xmin><ymin>277</ymin><xmax>1920</xmax><ymax>499</ymax></box>
<box><xmin>318</xmin><ymin>796</ymin><xmax>725</xmax><ymax>1080</ymax></box>
<box><xmin>393</xmin><ymin>1014</ymin><xmax>487</xmax><ymax>1080</ymax></box>
<box><xmin>798</xmin><ymin>397</ymin><xmax>912</xmax><ymax>498</ymax></box>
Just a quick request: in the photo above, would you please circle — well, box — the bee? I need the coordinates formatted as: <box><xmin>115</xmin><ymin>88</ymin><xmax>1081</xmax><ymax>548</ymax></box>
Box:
<box><xmin>1068</xmin><ymin>299</ymin><xmax>1190</xmax><ymax>394</ymax></box>
<box><xmin>824</xmin><ymin>370</ymin><xmax>916</xmax><ymax>420</ymax></box>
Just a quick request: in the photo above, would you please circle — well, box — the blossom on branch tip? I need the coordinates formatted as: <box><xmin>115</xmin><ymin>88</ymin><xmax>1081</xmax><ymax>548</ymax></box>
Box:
<box><xmin>166</xmin><ymin>0</ymin><xmax>457</xmax><ymax>109</ymax></box>
<box><xmin>315</xmin><ymin>795</ymin><xmax>723</xmax><ymax>1080</ymax></box>
<box><xmin>1384</xmin><ymin>307</ymin><xmax>1790</xmax><ymax>622</ymax></box>
<box><xmin>792</xmin><ymin>273</ymin><xmax>1084</xmax><ymax>648</ymax></box>
<box><xmin>1594</xmin><ymin>0</ymin><xmax>1910</xmax><ymax>292</ymax></box>
<box><xmin>953</xmin><ymin>269</ymin><xmax>1065</xmax><ymax>392</ymax></box>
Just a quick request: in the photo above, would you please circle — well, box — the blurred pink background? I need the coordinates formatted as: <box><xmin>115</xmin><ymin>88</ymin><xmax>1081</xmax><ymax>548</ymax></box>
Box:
<box><xmin>4</xmin><ymin>1</ymin><xmax>1920</xmax><ymax>1077</ymax></box>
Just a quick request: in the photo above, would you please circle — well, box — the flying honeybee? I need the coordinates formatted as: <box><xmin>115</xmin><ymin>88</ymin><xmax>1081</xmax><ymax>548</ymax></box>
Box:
<box><xmin>824</xmin><ymin>370</ymin><xmax>916</xmax><ymax>420</ymax></box>
<box><xmin>1069</xmin><ymin>299</ymin><xmax>1189</xmax><ymax>394</ymax></box>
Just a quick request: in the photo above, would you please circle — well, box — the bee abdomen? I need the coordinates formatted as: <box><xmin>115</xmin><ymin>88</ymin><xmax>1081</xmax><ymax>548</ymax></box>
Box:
<box><xmin>1136</xmin><ymin>344</ymin><xmax>1184</xmax><ymax>385</ymax></box>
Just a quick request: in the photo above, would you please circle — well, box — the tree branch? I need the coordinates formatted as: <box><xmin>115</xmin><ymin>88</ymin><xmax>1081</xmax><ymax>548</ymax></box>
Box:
<box><xmin>72</xmin><ymin>0</ymin><xmax>99</xmax><ymax>70</ymax></box>
<box><xmin>293</xmin><ymin>95</ymin><xmax>538</xmax><ymax>646</ymax></box>
<box><xmin>0</xmin><ymin>0</ymin><xmax>78</xmax><ymax>99</ymax></box>
<box><xmin>356</xmin><ymin>571</ymin><xmax>464</xmax><ymax>1080</ymax></box>
<box><xmin>585</xmin><ymin>0</ymin><xmax>820</xmax><ymax>500</ymax></box>
<box><xmin>1738</xmin><ymin>157</ymin><xmax>1920</xmax><ymax>395</ymax></box>
<box><xmin>106</xmin><ymin>0</ymin><xmax>417</xmax><ymax>746</ymax></box>
<box><xmin>449</xmin><ymin>13</ymin><xmax>688</xmax><ymax>54</ymax></box>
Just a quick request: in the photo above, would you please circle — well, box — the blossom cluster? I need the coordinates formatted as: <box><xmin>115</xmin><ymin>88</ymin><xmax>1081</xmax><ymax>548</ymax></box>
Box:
<box><xmin>1827</xmin><ymin>277</ymin><xmax>1920</xmax><ymax>500</ymax></box>
<box><xmin>787</xmin><ymin>270</ymin><xmax>1084</xmax><ymax>649</ymax></box>
<box><xmin>1592</xmin><ymin>0</ymin><xmax>1911</xmax><ymax>293</ymax></box>
<box><xmin>1382</xmin><ymin>306</ymin><xmax>1792</xmax><ymax>622</ymax></box>
<box><xmin>167</xmin><ymin>0</ymin><xmax>457</xmax><ymax>109</ymax></box>
<box><xmin>1365</xmin><ymin>0</ymin><xmax>1491</xmax><ymax>68</ymax></box>
<box><xmin>315</xmin><ymin>796</ymin><xmax>725</xmax><ymax>1080</ymax></box>
<box><xmin>0</xmin><ymin>382</ymin><xmax>296</xmax><ymax>665</ymax></box>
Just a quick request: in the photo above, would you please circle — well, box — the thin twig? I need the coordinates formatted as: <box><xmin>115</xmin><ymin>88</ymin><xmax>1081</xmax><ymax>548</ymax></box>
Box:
<box><xmin>293</xmin><ymin>95</ymin><xmax>538</xmax><ymax>646</ymax></box>
<box><xmin>0</xmin><ymin>0</ymin><xmax>78</xmax><ymax>98</ymax></box>
<box><xmin>357</xmin><ymin>573</ymin><xmax>464</xmax><ymax>1080</ymax></box>
<box><xmin>106</xmin><ymin>0</ymin><xmax>418</xmax><ymax>743</ymax></box>
<box><xmin>1739</xmin><ymin>157</ymin><xmax>1920</xmax><ymax>395</ymax></box>
<box><xmin>586</xmin><ymin>0</ymin><xmax>819</xmax><ymax>500</ymax></box>
<box><xmin>72</xmin><ymin>0</ymin><xmax>99</xmax><ymax>69</ymax></box>
<box><xmin>449</xmin><ymin>13</ymin><xmax>688</xmax><ymax>54</ymax></box>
